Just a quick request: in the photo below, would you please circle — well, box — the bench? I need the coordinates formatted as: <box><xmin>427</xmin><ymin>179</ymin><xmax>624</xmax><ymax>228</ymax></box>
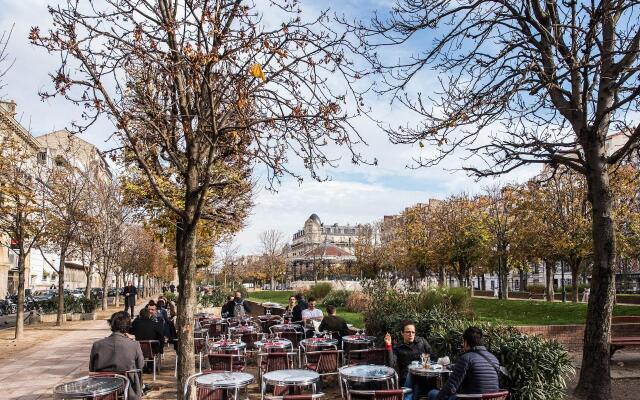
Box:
<box><xmin>609</xmin><ymin>317</ymin><xmax>640</xmax><ymax>357</ymax></box>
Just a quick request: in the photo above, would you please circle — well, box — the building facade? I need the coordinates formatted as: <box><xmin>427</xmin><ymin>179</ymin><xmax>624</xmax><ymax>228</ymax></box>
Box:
<box><xmin>0</xmin><ymin>101</ymin><xmax>40</xmax><ymax>295</ymax></box>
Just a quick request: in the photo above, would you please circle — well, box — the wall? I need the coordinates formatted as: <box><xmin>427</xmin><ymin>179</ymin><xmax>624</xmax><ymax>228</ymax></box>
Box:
<box><xmin>517</xmin><ymin>322</ymin><xmax>640</xmax><ymax>352</ymax></box>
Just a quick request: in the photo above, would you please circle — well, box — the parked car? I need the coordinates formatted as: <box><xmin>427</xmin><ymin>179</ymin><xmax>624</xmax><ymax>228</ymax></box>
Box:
<box><xmin>90</xmin><ymin>288</ymin><xmax>103</xmax><ymax>300</ymax></box>
<box><xmin>70</xmin><ymin>288</ymin><xmax>85</xmax><ymax>299</ymax></box>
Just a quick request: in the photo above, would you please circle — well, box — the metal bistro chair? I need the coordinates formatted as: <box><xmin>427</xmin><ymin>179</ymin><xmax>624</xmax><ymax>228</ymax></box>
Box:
<box><xmin>304</xmin><ymin>349</ymin><xmax>343</xmax><ymax>381</ymax></box>
<box><xmin>258</xmin><ymin>351</ymin><xmax>297</xmax><ymax>381</ymax></box>
<box><xmin>347</xmin><ymin>348</ymin><xmax>386</xmax><ymax>366</ymax></box>
<box><xmin>207</xmin><ymin>353</ymin><xmax>247</xmax><ymax>372</ymax></box>
<box><xmin>241</xmin><ymin>332</ymin><xmax>264</xmax><ymax>359</ymax></box>
<box><xmin>137</xmin><ymin>340</ymin><xmax>162</xmax><ymax>381</ymax></box>
<box><xmin>456</xmin><ymin>390</ymin><xmax>510</xmax><ymax>399</ymax></box>
<box><xmin>265</xmin><ymin>394</ymin><xmax>326</xmax><ymax>400</ymax></box>
<box><xmin>175</xmin><ymin>337</ymin><xmax>207</xmax><ymax>376</ymax></box>
<box><xmin>208</xmin><ymin>321</ymin><xmax>228</xmax><ymax>338</ymax></box>
<box><xmin>347</xmin><ymin>389</ymin><xmax>409</xmax><ymax>400</ymax></box>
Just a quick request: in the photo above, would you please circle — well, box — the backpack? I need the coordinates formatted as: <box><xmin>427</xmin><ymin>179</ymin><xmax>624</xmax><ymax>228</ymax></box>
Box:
<box><xmin>233</xmin><ymin>300</ymin><xmax>246</xmax><ymax>317</ymax></box>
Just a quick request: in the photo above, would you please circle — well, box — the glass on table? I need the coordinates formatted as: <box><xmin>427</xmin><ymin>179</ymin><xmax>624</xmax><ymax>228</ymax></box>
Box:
<box><xmin>420</xmin><ymin>353</ymin><xmax>430</xmax><ymax>368</ymax></box>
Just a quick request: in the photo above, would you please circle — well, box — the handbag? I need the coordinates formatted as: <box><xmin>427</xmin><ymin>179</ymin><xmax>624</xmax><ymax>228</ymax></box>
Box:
<box><xmin>475</xmin><ymin>350</ymin><xmax>512</xmax><ymax>389</ymax></box>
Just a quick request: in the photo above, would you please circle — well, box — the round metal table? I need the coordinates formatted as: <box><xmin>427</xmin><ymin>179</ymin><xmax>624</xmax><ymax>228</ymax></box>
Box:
<box><xmin>269</xmin><ymin>323</ymin><xmax>301</xmax><ymax>331</ymax></box>
<box><xmin>255</xmin><ymin>338</ymin><xmax>293</xmax><ymax>351</ymax></box>
<box><xmin>301</xmin><ymin>337</ymin><xmax>338</xmax><ymax>349</ymax></box>
<box><xmin>208</xmin><ymin>340</ymin><xmax>247</xmax><ymax>352</ymax></box>
<box><xmin>261</xmin><ymin>369</ymin><xmax>320</xmax><ymax>400</ymax></box>
<box><xmin>339</xmin><ymin>364</ymin><xmax>398</xmax><ymax>400</ymax></box>
<box><xmin>229</xmin><ymin>325</ymin><xmax>256</xmax><ymax>334</ymax></box>
<box><xmin>408</xmin><ymin>363</ymin><xmax>451</xmax><ymax>389</ymax></box>
<box><xmin>53</xmin><ymin>376</ymin><xmax>126</xmax><ymax>399</ymax></box>
<box><xmin>342</xmin><ymin>335</ymin><xmax>376</xmax><ymax>346</ymax></box>
<box><xmin>186</xmin><ymin>371</ymin><xmax>254</xmax><ymax>399</ymax></box>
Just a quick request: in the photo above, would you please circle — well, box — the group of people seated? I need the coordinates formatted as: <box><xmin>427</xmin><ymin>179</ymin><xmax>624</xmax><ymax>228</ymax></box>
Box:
<box><xmin>385</xmin><ymin>320</ymin><xmax>502</xmax><ymax>400</ymax></box>
<box><xmin>89</xmin><ymin>292</ymin><xmax>502</xmax><ymax>400</ymax></box>
<box><xmin>89</xmin><ymin>295</ymin><xmax>177</xmax><ymax>400</ymax></box>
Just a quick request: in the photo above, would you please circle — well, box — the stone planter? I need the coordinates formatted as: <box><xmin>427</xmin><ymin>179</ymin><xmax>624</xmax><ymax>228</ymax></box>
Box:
<box><xmin>39</xmin><ymin>313</ymin><xmax>58</xmax><ymax>323</ymax></box>
<box><xmin>80</xmin><ymin>312</ymin><xmax>97</xmax><ymax>320</ymax></box>
<box><xmin>66</xmin><ymin>313</ymin><xmax>81</xmax><ymax>321</ymax></box>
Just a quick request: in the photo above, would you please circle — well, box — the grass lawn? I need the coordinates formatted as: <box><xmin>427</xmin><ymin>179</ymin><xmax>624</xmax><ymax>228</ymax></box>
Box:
<box><xmin>248</xmin><ymin>290</ymin><xmax>640</xmax><ymax>327</ymax></box>
<box><xmin>247</xmin><ymin>290</ymin><xmax>365</xmax><ymax>327</ymax></box>
<box><xmin>472</xmin><ymin>297</ymin><xmax>640</xmax><ymax>325</ymax></box>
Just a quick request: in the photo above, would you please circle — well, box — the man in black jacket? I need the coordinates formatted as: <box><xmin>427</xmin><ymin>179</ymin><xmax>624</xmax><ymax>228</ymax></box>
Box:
<box><xmin>292</xmin><ymin>293</ymin><xmax>308</xmax><ymax>322</ymax></box>
<box><xmin>131</xmin><ymin>307</ymin><xmax>165</xmax><ymax>356</ymax></box>
<box><xmin>228</xmin><ymin>291</ymin><xmax>251</xmax><ymax>317</ymax></box>
<box><xmin>385</xmin><ymin>320</ymin><xmax>432</xmax><ymax>400</ymax></box>
<box><xmin>428</xmin><ymin>327</ymin><xmax>500</xmax><ymax>400</ymax></box>
<box><xmin>318</xmin><ymin>305</ymin><xmax>349</xmax><ymax>343</ymax></box>
<box><xmin>123</xmin><ymin>282</ymin><xmax>137</xmax><ymax>316</ymax></box>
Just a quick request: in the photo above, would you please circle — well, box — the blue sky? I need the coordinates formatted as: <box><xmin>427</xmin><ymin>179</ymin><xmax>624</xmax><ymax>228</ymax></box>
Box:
<box><xmin>0</xmin><ymin>0</ymin><xmax>539</xmax><ymax>254</ymax></box>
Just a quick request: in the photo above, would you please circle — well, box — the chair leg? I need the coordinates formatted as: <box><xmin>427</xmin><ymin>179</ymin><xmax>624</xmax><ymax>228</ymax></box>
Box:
<box><xmin>174</xmin><ymin>356</ymin><xmax>177</xmax><ymax>377</ymax></box>
<box><xmin>153</xmin><ymin>359</ymin><xmax>156</xmax><ymax>381</ymax></box>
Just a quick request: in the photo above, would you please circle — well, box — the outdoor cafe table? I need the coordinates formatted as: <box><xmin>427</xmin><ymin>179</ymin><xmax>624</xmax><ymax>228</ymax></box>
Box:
<box><xmin>341</xmin><ymin>335</ymin><xmax>376</xmax><ymax>348</ymax></box>
<box><xmin>208</xmin><ymin>339</ymin><xmax>247</xmax><ymax>353</ymax></box>
<box><xmin>194</xmin><ymin>328</ymin><xmax>209</xmax><ymax>338</ymax></box>
<box><xmin>229</xmin><ymin>325</ymin><xmax>257</xmax><ymax>334</ymax></box>
<box><xmin>408</xmin><ymin>363</ymin><xmax>452</xmax><ymax>390</ymax></box>
<box><xmin>300</xmin><ymin>337</ymin><xmax>338</xmax><ymax>349</ymax></box>
<box><xmin>188</xmin><ymin>371</ymin><xmax>254</xmax><ymax>400</ymax></box>
<box><xmin>339</xmin><ymin>364</ymin><xmax>398</xmax><ymax>400</ymax></box>
<box><xmin>53</xmin><ymin>376</ymin><xmax>126</xmax><ymax>399</ymax></box>
<box><xmin>269</xmin><ymin>323</ymin><xmax>302</xmax><ymax>332</ymax></box>
<box><xmin>261</xmin><ymin>369</ymin><xmax>320</xmax><ymax>400</ymax></box>
<box><xmin>255</xmin><ymin>338</ymin><xmax>293</xmax><ymax>351</ymax></box>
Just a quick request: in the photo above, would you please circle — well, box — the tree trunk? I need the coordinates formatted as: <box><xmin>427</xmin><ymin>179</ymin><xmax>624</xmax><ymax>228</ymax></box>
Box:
<box><xmin>57</xmin><ymin>247</ymin><xmax>67</xmax><ymax>325</ymax></box>
<box><xmin>544</xmin><ymin>259</ymin><xmax>555</xmax><ymax>302</ymax></box>
<box><xmin>438</xmin><ymin>266</ymin><xmax>445</xmax><ymax>286</ymax></box>
<box><xmin>101</xmin><ymin>273</ymin><xmax>109</xmax><ymax>310</ymax></box>
<box><xmin>114</xmin><ymin>273</ymin><xmax>120</xmax><ymax>307</ymax></box>
<box><xmin>571</xmin><ymin>260</ymin><xmax>580</xmax><ymax>303</ymax></box>
<box><xmin>14</xmin><ymin>249</ymin><xmax>26</xmax><ymax>340</ymax></box>
<box><xmin>575</xmin><ymin>145</ymin><xmax>616</xmax><ymax>400</ymax></box>
<box><xmin>175</xmin><ymin>219</ymin><xmax>198</xmax><ymax>400</ymax></box>
<box><xmin>84</xmin><ymin>263</ymin><xmax>92</xmax><ymax>298</ymax></box>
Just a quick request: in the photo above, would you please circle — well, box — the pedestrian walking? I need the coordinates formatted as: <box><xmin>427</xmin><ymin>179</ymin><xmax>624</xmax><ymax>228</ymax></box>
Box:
<box><xmin>123</xmin><ymin>281</ymin><xmax>137</xmax><ymax>316</ymax></box>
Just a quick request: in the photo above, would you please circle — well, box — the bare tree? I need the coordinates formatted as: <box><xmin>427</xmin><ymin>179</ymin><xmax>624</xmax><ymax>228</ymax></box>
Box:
<box><xmin>259</xmin><ymin>229</ymin><xmax>286</xmax><ymax>290</ymax></box>
<box><xmin>43</xmin><ymin>155</ymin><xmax>89</xmax><ymax>325</ymax></box>
<box><xmin>0</xmin><ymin>135</ymin><xmax>47</xmax><ymax>339</ymax></box>
<box><xmin>33</xmin><ymin>1</ymin><xmax>366</xmax><ymax>394</ymax></box>
<box><xmin>349</xmin><ymin>1</ymin><xmax>640</xmax><ymax>397</ymax></box>
<box><xmin>0</xmin><ymin>25</ymin><xmax>15</xmax><ymax>94</ymax></box>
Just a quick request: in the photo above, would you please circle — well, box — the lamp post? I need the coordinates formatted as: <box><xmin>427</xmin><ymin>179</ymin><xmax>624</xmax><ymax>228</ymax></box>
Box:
<box><xmin>561</xmin><ymin>260</ymin><xmax>567</xmax><ymax>302</ymax></box>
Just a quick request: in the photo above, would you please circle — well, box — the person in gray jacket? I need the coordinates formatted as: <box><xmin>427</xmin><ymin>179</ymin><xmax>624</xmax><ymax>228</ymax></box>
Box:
<box><xmin>428</xmin><ymin>327</ymin><xmax>500</xmax><ymax>400</ymax></box>
<box><xmin>90</xmin><ymin>311</ymin><xmax>145</xmax><ymax>400</ymax></box>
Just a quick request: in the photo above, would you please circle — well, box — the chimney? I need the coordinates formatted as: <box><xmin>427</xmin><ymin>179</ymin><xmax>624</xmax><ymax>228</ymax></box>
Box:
<box><xmin>0</xmin><ymin>100</ymin><xmax>17</xmax><ymax>117</ymax></box>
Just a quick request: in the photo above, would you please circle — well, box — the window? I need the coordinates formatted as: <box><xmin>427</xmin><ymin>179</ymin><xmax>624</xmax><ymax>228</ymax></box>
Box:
<box><xmin>37</xmin><ymin>151</ymin><xmax>47</xmax><ymax>164</ymax></box>
<box><xmin>490</xmin><ymin>281</ymin><xmax>495</xmax><ymax>290</ymax></box>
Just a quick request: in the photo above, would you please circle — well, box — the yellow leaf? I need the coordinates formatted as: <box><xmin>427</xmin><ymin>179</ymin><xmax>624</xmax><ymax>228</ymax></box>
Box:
<box><xmin>249</xmin><ymin>63</ymin><xmax>266</xmax><ymax>81</ymax></box>
<box><xmin>419</xmin><ymin>141</ymin><xmax>424</xmax><ymax>148</ymax></box>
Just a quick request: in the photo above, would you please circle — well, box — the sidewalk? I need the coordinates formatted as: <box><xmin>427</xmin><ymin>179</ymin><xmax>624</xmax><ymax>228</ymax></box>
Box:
<box><xmin>0</xmin><ymin>297</ymin><xmax>156</xmax><ymax>399</ymax></box>
<box><xmin>1</xmin><ymin>318</ymin><xmax>109</xmax><ymax>399</ymax></box>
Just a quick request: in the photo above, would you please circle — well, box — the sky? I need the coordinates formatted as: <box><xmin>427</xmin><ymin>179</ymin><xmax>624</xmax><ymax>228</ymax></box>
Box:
<box><xmin>0</xmin><ymin>0</ymin><xmax>540</xmax><ymax>255</ymax></box>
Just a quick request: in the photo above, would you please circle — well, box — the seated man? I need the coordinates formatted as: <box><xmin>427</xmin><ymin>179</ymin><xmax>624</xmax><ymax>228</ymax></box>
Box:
<box><xmin>131</xmin><ymin>307</ymin><xmax>165</xmax><ymax>356</ymax></box>
<box><xmin>428</xmin><ymin>327</ymin><xmax>500</xmax><ymax>400</ymax></box>
<box><xmin>385</xmin><ymin>320</ymin><xmax>432</xmax><ymax>400</ymax></box>
<box><xmin>318</xmin><ymin>305</ymin><xmax>349</xmax><ymax>340</ymax></box>
<box><xmin>301</xmin><ymin>297</ymin><xmax>324</xmax><ymax>338</ymax></box>
<box><xmin>90</xmin><ymin>311</ymin><xmax>144</xmax><ymax>400</ymax></box>
<box><xmin>292</xmin><ymin>293</ymin><xmax>308</xmax><ymax>322</ymax></box>
<box><xmin>284</xmin><ymin>295</ymin><xmax>297</xmax><ymax>316</ymax></box>
<box><xmin>221</xmin><ymin>295</ymin><xmax>235</xmax><ymax>318</ymax></box>
<box><xmin>228</xmin><ymin>291</ymin><xmax>251</xmax><ymax>318</ymax></box>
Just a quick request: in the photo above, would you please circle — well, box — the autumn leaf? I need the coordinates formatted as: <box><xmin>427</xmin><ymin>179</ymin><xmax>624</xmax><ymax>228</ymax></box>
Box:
<box><xmin>249</xmin><ymin>63</ymin><xmax>266</xmax><ymax>81</ymax></box>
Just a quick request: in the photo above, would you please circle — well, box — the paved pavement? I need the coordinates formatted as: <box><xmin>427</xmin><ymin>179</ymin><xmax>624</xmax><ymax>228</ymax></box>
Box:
<box><xmin>1</xmin><ymin>318</ymin><xmax>110</xmax><ymax>399</ymax></box>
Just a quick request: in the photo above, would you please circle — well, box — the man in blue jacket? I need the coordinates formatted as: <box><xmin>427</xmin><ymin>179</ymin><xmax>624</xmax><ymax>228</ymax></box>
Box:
<box><xmin>428</xmin><ymin>327</ymin><xmax>501</xmax><ymax>400</ymax></box>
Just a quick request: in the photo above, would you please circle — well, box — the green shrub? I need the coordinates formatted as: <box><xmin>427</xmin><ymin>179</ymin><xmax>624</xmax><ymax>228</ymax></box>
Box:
<box><xmin>307</xmin><ymin>283</ymin><xmax>332</xmax><ymax>300</ymax></box>
<box><xmin>417</xmin><ymin>287</ymin><xmax>472</xmax><ymax>315</ymax></box>
<box><xmin>322</xmin><ymin>290</ymin><xmax>350</xmax><ymax>307</ymax></box>
<box><xmin>199</xmin><ymin>287</ymin><xmax>227</xmax><ymax>307</ymax></box>
<box><xmin>36</xmin><ymin>299</ymin><xmax>58</xmax><ymax>314</ymax></box>
<box><xmin>362</xmin><ymin>278</ymin><xmax>575</xmax><ymax>400</ymax></box>
<box><xmin>345</xmin><ymin>291</ymin><xmax>369</xmax><ymax>312</ymax></box>
<box><xmin>527</xmin><ymin>284</ymin><xmax>546</xmax><ymax>294</ymax></box>
<box><xmin>80</xmin><ymin>297</ymin><xmax>99</xmax><ymax>313</ymax></box>
<box><xmin>163</xmin><ymin>291</ymin><xmax>178</xmax><ymax>303</ymax></box>
<box><xmin>64</xmin><ymin>295</ymin><xmax>83</xmax><ymax>313</ymax></box>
